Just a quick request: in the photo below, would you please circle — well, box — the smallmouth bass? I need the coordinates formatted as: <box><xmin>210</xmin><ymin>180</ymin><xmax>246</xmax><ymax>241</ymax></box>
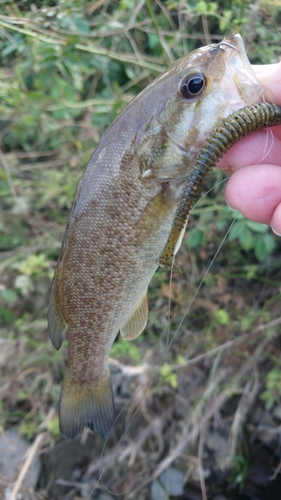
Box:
<box><xmin>48</xmin><ymin>34</ymin><xmax>263</xmax><ymax>439</ymax></box>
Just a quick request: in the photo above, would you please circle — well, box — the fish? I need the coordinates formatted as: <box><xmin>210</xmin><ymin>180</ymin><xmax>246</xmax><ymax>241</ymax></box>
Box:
<box><xmin>47</xmin><ymin>33</ymin><xmax>263</xmax><ymax>439</ymax></box>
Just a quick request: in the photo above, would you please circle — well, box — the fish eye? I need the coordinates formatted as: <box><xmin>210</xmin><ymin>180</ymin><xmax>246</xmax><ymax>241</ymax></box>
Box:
<box><xmin>180</xmin><ymin>72</ymin><xmax>207</xmax><ymax>99</ymax></box>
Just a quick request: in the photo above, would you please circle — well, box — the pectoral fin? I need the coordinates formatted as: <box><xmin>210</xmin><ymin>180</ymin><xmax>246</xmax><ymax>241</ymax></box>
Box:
<box><xmin>120</xmin><ymin>290</ymin><xmax>148</xmax><ymax>340</ymax></box>
<box><xmin>174</xmin><ymin>217</ymin><xmax>189</xmax><ymax>256</ymax></box>
<box><xmin>47</xmin><ymin>272</ymin><xmax>68</xmax><ymax>350</ymax></box>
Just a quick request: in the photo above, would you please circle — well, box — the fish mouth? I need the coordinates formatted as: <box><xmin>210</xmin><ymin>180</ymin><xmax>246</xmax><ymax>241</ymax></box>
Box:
<box><xmin>215</xmin><ymin>34</ymin><xmax>264</xmax><ymax>107</ymax></box>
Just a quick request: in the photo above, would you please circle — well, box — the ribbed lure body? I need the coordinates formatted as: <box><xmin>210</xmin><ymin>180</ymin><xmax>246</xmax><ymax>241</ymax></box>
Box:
<box><xmin>157</xmin><ymin>102</ymin><xmax>281</xmax><ymax>271</ymax></box>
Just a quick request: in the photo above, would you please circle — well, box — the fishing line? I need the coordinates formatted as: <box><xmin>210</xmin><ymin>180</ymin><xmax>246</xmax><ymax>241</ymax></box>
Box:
<box><xmin>166</xmin><ymin>176</ymin><xmax>231</xmax><ymax>338</ymax></box>
<box><xmin>165</xmin><ymin>248</ymin><xmax>175</xmax><ymax>350</ymax></box>
<box><xmin>94</xmin><ymin>180</ymin><xmax>233</xmax><ymax>497</ymax></box>
<box><xmin>92</xmin><ymin>177</ymin><xmax>234</xmax><ymax>498</ymax></box>
<box><xmin>164</xmin><ymin>177</ymin><xmax>230</xmax><ymax>349</ymax></box>
<box><xmin>91</xmin><ymin>106</ymin><xmax>281</xmax><ymax>494</ymax></box>
<box><xmin>91</xmin><ymin>136</ymin><xmax>276</xmax><ymax>496</ymax></box>
<box><xmin>172</xmin><ymin>212</ymin><xmax>238</xmax><ymax>339</ymax></box>
<box><xmin>259</xmin><ymin>128</ymin><xmax>274</xmax><ymax>164</ymax></box>
<box><xmin>244</xmin><ymin>127</ymin><xmax>275</xmax><ymax>315</ymax></box>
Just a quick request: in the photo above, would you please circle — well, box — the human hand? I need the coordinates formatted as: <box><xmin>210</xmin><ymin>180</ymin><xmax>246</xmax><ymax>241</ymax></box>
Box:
<box><xmin>219</xmin><ymin>62</ymin><xmax>281</xmax><ymax>236</ymax></box>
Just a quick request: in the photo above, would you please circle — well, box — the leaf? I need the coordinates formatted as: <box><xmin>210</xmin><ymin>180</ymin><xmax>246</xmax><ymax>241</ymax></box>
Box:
<box><xmin>187</xmin><ymin>227</ymin><xmax>205</xmax><ymax>249</ymax></box>
<box><xmin>72</xmin><ymin>17</ymin><xmax>90</xmax><ymax>34</ymax></box>
<box><xmin>14</xmin><ymin>275</ymin><xmax>34</xmax><ymax>297</ymax></box>
<box><xmin>213</xmin><ymin>309</ymin><xmax>229</xmax><ymax>325</ymax></box>
<box><xmin>238</xmin><ymin>225</ymin><xmax>254</xmax><ymax>250</ymax></box>
<box><xmin>47</xmin><ymin>416</ymin><xmax>61</xmax><ymax>437</ymax></box>
<box><xmin>254</xmin><ymin>235</ymin><xmax>276</xmax><ymax>261</ymax></box>
<box><xmin>245</xmin><ymin>220</ymin><xmax>267</xmax><ymax>233</ymax></box>
<box><xmin>0</xmin><ymin>288</ymin><xmax>18</xmax><ymax>304</ymax></box>
<box><xmin>228</xmin><ymin>220</ymin><xmax>245</xmax><ymax>240</ymax></box>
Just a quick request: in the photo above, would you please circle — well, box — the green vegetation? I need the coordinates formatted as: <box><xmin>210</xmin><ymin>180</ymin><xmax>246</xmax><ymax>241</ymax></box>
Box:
<box><xmin>110</xmin><ymin>340</ymin><xmax>141</xmax><ymax>365</ymax></box>
<box><xmin>1</xmin><ymin>0</ymin><xmax>281</xmax><ymax>498</ymax></box>
<box><xmin>232</xmin><ymin>454</ymin><xmax>249</xmax><ymax>492</ymax></box>
<box><xmin>261</xmin><ymin>368</ymin><xmax>281</xmax><ymax>410</ymax></box>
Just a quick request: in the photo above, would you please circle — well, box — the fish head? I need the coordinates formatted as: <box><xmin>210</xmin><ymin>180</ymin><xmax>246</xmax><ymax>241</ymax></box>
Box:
<box><xmin>134</xmin><ymin>33</ymin><xmax>263</xmax><ymax>178</ymax></box>
<box><xmin>183</xmin><ymin>33</ymin><xmax>263</xmax><ymax>110</ymax></box>
<box><xmin>161</xmin><ymin>33</ymin><xmax>263</xmax><ymax>154</ymax></box>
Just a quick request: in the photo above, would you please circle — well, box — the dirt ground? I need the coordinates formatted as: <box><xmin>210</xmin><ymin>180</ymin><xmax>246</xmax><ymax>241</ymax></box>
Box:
<box><xmin>2</xmin><ymin>234</ymin><xmax>281</xmax><ymax>500</ymax></box>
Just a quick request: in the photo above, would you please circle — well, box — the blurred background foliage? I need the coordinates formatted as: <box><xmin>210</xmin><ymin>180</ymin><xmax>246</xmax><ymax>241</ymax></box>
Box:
<box><xmin>1</xmin><ymin>0</ymin><xmax>281</xmax><ymax>497</ymax></box>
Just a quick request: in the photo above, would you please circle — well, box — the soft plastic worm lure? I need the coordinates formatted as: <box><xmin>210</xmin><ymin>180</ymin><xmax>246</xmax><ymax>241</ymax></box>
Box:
<box><xmin>157</xmin><ymin>102</ymin><xmax>281</xmax><ymax>272</ymax></box>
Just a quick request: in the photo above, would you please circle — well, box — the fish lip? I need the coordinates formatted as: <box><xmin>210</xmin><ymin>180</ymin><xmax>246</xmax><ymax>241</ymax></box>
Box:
<box><xmin>221</xmin><ymin>33</ymin><xmax>244</xmax><ymax>51</ymax></box>
<box><xmin>216</xmin><ymin>40</ymin><xmax>238</xmax><ymax>51</ymax></box>
<box><xmin>217</xmin><ymin>33</ymin><xmax>264</xmax><ymax>106</ymax></box>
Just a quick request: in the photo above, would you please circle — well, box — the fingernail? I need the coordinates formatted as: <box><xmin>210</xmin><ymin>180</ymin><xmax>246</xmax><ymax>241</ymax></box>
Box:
<box><xmin>271</xmin><ymin>224</ymin><xmax>281</xmax><ymax>237</ymax></box>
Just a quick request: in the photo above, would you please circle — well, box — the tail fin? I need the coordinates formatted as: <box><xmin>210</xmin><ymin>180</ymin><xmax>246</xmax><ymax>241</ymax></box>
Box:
<box><xmin>59</xmin><ymin>371</ymin><xmax>115</xmax><ymax>439</ymax></box>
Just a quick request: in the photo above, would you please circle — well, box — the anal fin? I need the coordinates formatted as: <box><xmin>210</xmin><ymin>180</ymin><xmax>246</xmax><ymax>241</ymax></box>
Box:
<box><xmin>120</xmin><ymin>289</ymin><xmax>148</xmax><ymax>340</ymax></box>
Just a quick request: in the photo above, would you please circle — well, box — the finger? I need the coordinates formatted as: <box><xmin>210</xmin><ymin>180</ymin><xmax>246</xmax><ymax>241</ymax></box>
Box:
<box><xmin>218</xmin><ymin>128</ymin><xmax>281</xmax><ymax>172</ymax></box>
<box><xmin>225</xmin><ymin>164</ymin><xmax>281</xmax><ymax>224</ymax></box>
<box><xmin>218</xmin><ymin>63</ymin><xmax>281</xmax><ymax>172</ymax></box>
<box><xmin>253</xmin><ymin>62</ymin><xmax>281</xmax><ymax>105</ymax></box>
<box><xmin>271</xmin><ymin>203</ymin><xmax>281</xmax><ymax>236</ymax></box>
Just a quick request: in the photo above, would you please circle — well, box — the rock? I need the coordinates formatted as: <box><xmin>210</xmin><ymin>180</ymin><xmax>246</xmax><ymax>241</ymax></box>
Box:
<box><xmin>184</xmin><ymin>486</ymin><xmax>204</xmax><ymax>500</ymax></box>
<box><xmin>273</xmin><ymin>405</ymin><xmax>281</xmax><ymax>421</ymax></box>
<box><xmin>159</xmin><ymin>467</ymin><xmax>185</xmax><ymax>496</ymax></box>
<box><xmin>0</xmin><ymin>428</ymin><xmax>41</xmax><ymax>499</ymax></box>
<box><xmin>0</xmin><ymin>428</ymin><xmax>40</xmax><ymax>488</ymax></box>
<box><xmin>43</xmin><ymin>434</ymin><xmax>98</xmax><ymax>498</ymax></box>
<box><xmin>204</xmin><ymin>429</ymin><xmax>230</xmax><ymax>470</ymax></box>
<box><xmin>150</xmin><ymin>479</ymin><xmax>167</xmax><ymax>500</ymax></box>
<box><xmin>258</xmin><ymin>410</ymin><xmax>275</xmax><ymax>427</ymax></box>
<box><xmin>97</xmin><ymin>493</ymin><xmax>116</xmax><ymax>500</ymax></box>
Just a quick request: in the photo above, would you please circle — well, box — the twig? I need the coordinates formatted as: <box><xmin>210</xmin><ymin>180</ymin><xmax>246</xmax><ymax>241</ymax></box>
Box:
<box><xmin>201</xmin><ymin>15</ymin><xmax>211</xmax><ymax>45</ymax></box>
<box><xmin>229</xmin><ymin>371</ymin><xmax>260</xmax><ymax>457</ymax></box>
<box><xmin>198</xmin><ymin>426</ymin><xmax>207</xmax><ymax>500</ymax></box>
<box><xmin>109</xmin><ymin>357</ymin><xmax>150</xmax><ymax>375</ymax></box>
<box><xmin>75</xmin><ymin>42</ymin><xmax>165</xmax><ymax>72</ymax></box>
<box><xmin>154</xmin><ymin>0</ymin><xmax>177</xmax><ymax>30</ymax></box>
<box><xmin>145</xmin><ymin>0</ymin><xmax>172</xmax><ymax>64</ymax></box>
<box><xmin>127</xmin><ymin>336</ymin><xmax>270</xmax><ymax>498</ymax></box>
<box><xmin>87</xmin><ymin>0</ymin><xmax>106</xmax><ymax>15</ymax></box>
<box><xmin>87</xmin><ymin>408</ymin><xmax>171</xmax><ymax>476</ymax></box>
<box><xmin>108</xmin><ymin>316</ymin><xmax>281</xmax><ymax>380</ymax></box>
<box><xmin>0</xmin><ymin>148</ymin><xmax>17</xmax><ymax>202</ymax></box>
<box><xmin>0</xmin><ymin>18</ymin><xmax>64</xmax><ymax>43</ymax></box>
<box><xmin>8</xmin><ymin>432</ymin><xmax>47</xmax><ymax>500</ymax></box>
<box><xmin>270</xmin><ymin>460</ymin><xmax>281</xmax><ymax>481</ymax></box>
<box><xmin>0</xmin><ymin>17</ymin><xmax>166</xmax><ymax>72</ymax></box>
<box><xmin>173</xmin><ymin>316</ymin><xmax>281</xmax><ymax>371</ymax></box>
